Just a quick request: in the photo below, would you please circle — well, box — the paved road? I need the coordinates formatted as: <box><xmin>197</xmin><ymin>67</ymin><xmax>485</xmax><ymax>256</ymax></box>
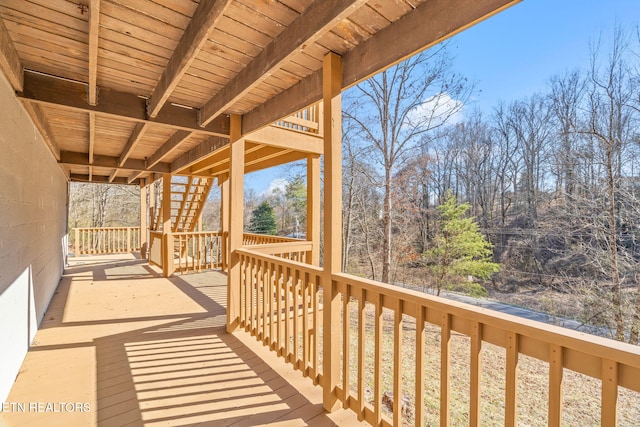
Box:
<box><xmin>438</xmin><ymin>290</ymin><xmax>612</xmax><ymax>338</ymax></box>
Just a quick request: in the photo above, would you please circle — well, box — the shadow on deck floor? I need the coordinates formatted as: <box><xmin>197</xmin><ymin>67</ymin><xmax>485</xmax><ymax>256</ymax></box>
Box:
<box><xmin>0</xmin><ymin>254</ymin><xmax>363</xmax><ymax>427</ymax></box>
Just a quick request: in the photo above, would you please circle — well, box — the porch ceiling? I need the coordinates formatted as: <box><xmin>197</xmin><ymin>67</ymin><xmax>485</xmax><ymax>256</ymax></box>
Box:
<box><xmin>0</xmin><ymin>0</ymin><xmax>520</xmax><ymax>185</ymax></box>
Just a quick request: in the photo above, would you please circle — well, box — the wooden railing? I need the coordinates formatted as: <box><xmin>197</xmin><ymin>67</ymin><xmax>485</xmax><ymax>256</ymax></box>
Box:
<box><xmin>234</xmin><ymin>247</ymin><xmax>640</xmax><ymax>427</ymax></box>
<box><xmin>237</xmin><ymin>247</ymin><xmax>323</xmax><ymax>385</ymax></box>
<box><xmin>74</xmin><ymin>227</ymin><xmax>140</xmax><ymax>255</ymax></box>
<box><xmin>244</xmin><ymin>241</ymin><xmax>312</xmax><ymax>263</ymax></box>
<box><xmin>174</xmin><ymin>231</ymin><xmax>223</xmax><ymax>274</ymax></box>
<box><xmin>273</xmin><ymin>102</ymin><xmax>321</xmax><ymax>135</ymax></box>
<box><xmin>242</xmin><ymin>232</ymin><xmax>303</xmax><ymax>246</ymax></box>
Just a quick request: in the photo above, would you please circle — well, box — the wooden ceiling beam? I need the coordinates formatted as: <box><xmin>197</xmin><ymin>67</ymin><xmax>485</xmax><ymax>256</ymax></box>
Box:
<box><xmin>71</xmin><ymin>173</ymin><xmax>139</xmax><ymax>185</ymax></box>
<box><xmin>88</xmin><ymin>0</ymin><xmax>101</xmax><ymax>106</ymax></box>
<box><xmin>17</xmin><ymin>70</ymin><xmax>230</xmax><ymax>137</ymax></box>
<box><xmin>171</xmin><ymin>135</ymin><xmax>228</xmax><ymax>174</ymax></box>
<box><xmin>198</xmin><ymin>0</ymin><xmax>368</xmax><ymax>127</ymax></box>
<box><xmin>20</xmin><ymin>101</ymin><xmax>60</xmax><ymax>161</ymax></box>
<box><xmin>246</xmin><ymin>126</ymin><xmax>323</xmax><ymax>154</ymax></box>
<box><xmin>88</xmin><ymin>112</ymin><xmax>96</xmax><ymax>164</ymax></box>
<box><xmin>60</xmin><ymin>150</ymin><xmax>170</xmax><ymax>173</ymax></box>
<box><xmin>0</xmin><ymin>15</ymin><xmax>23</xmax><ymax>91</ymax></box>
<box><xmin>147</xmin><ymin>0</ymin><xmax>232</xmax><ymax>118</ymax></box>
<box><xmin>108</xmin><ymin>169</ymin><xmax>118</xmax><ymax>183</ymax></box>
<box><xmin>243</xmin><ymin>0</ymin><xmax>520</xmax><ymax>134</ymax></box>
<box><xmin>118</xmin><ymin>122</ymin><xmax>149</xmax><ymax>167</ymax></box>
<box><xmin>147</xmin><ymin>130</ymin><xmax>192</xmax><ymax>168</ymax></box>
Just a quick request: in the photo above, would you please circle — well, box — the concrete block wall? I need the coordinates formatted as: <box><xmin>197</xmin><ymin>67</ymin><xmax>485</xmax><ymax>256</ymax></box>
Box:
<box><xmin>0</xmin><ymin>71</ymin><xmax>68</xmax><ymax>402</ymax></box>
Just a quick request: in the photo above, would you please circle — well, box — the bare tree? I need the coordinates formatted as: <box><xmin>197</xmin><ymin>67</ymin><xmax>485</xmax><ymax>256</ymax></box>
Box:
<box><xmin>344</xmin><ymin>44</ymin><xmax>473</xmax><ymax>283</ymax></box>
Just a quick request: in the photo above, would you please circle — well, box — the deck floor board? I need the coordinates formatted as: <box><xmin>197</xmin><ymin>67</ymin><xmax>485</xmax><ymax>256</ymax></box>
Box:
<box><xmin>0</xmin><ymin>254</ymin><xmax>365</xmax><ymax>427</ymax></box>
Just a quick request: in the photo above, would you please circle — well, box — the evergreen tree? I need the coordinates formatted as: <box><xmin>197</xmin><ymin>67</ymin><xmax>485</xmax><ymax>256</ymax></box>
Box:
<box><xmin>249</xmin><ymin>201</ymin><xmax>277</xmax><ymax>235</ymax></box>
<box><xmin>424</xmin><ymin>191</ymin><xmax>499</xmax><ymax>296</ymax></box>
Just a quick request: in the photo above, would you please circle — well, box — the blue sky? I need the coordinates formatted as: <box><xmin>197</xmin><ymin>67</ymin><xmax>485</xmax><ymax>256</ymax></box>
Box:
<box><xmin>245</xmin><ymin>0</ymin><xmax>640</xmax><ymax>193</ymax></box>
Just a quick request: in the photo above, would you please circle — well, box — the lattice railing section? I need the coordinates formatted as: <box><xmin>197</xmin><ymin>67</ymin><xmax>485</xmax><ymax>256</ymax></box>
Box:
<box><xmin>74</xmin><ymin>227</ymin><xmax>140</xmax><ymax>255</ymax></box>
<box><xmin>234</xmin><ymin>247</ymin><xmax>640</xmax><ymax>427</ymax></box>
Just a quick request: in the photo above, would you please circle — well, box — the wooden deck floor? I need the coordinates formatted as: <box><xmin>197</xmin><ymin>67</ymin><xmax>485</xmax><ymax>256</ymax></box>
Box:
<box><xmin>0</xmin><ymin>254</ymin><xmax>364</xmax><ymax>427</ymax></box>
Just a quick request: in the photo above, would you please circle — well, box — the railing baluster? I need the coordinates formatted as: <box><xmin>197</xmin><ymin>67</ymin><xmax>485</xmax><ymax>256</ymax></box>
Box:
<box><xmin>393</xmin><ymin>299</ymin><xmax>403</xmax><ymax>426</ymax></box>
<box><xmin>415</xmin><ymin>305</ymin><xmax>425</xmax><ymax>427</ymax></box>
<box><xmin>549</xmin><ymin>344</ymin><xmax>564</xmax><ymax>427</ymax></box>
<box><xmin>277</xmin><ymin>264</ymin><xmax>283</xmax><ymax>357</ymax></box>
<box><xmin>312</xmin><ymin>273</ymin><xmax>319</xmax><ymax>384</ymax></box>
<box><xmin>441</xmin><ymin>313</ymin><xmax>451</xmax><ymax>427</ymax></box>
<box><xmin>293</xmin><ymin>268</ymin><xmax>301</xmax><ymax>367</ymax></box>
<box><xmin>374</xmin><ymin>292</ymin><xmax>383</xmax><ymax>426</ymax></box>
<box><xmin>357</xmin><ymin>287</ymin><xmax>366</xmax><ymax>421</ymax></box>
<box><xmin>601</xmin><ymin>358</ymin><xmax>618</xmax><ymax>426</ymax></box>
<box><xmin>505</xmin><ymin>331</ymin><xmax>519</xmax><ymax>426</ymax></box>
<box><xmin>303</xmin><ymin>271</ymin><xmax>310</xmax><ymax>376</ymax></box>
<box><xmin>342</xmin><ymin>284</ymin><xmax>351</xmax><ymax>408</ymax></box>
<box><xmin>257</xmin><ymin>259</ymin><xmax>263</xmax><ymax>339</ymax></box>
<box><xmin>470</xmin><ymin>322</ymin><xmax>482</xmax><ymax>427</ymax></box>
<box><xmin>285</xmin><ymin>266</ymin><xmax>292</xmax><ymax>362</ymax></box>
<box><xmin>262</xmin><ymin>259</ymin><xmax>268</xmax><ymax>343</ymax></box>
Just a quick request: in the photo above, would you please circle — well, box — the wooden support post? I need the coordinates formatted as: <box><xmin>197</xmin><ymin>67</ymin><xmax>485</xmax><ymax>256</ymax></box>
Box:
<box><xmin>139</xmin><ymin>179</ymin><xmax>148</xmax><ymax>258</ymax></box>
<box><xmin>227</xmin><ymin>115</ymin><xmax>244</xmax><ymax>332</ymax></box>
<box><xmin>306</xmin><ymin>155</ymin><xmax>320</xmax><ymax>266</ymax></box>
<box><xmin>322</xmin><ymin>51</ymin><xmax>343</xmax><ymax>412</ymax></box>
<box><xmin>162</xmin><ymin>173</ymin><xmax>174</xmax><ymax>277</ymax></box>
<box><xmin>75</xmin><ymin>228</ymin><xmax>80</xmax><ymax>256</ymax></box>
<box><xmin>220</xmin><ymin>174</ymin><xmax>230</xmax><ymax>271</ymax></box>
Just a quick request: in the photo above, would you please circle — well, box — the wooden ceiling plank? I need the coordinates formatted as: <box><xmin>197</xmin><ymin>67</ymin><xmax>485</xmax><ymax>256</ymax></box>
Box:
<box><xmin>147</xmin><ymin>0</ymin><xmax>233</xmax><ymax>118</ymax></box>
<box><xmin>243</xmin><ymin>0</ymin><xmax>521</xmax><ymax>134</ymax></box>
<box><xmin>198</xmin><ymin>0</ymin><xmax>369</xmax><ymax>127</ymax></box>
<box><xmin>0</xmin><ymin>15</ymin><xmax>23</xmax><ymax>90</ymax></box>
<box><xmin>60</xmin><ymin>150</ymin><xmax>170</xmax><ymax>173</ymax></box>
<box><xmin>17</xmin><ymin>70</ymin><xmax>230</xmax><ymax>137</ymax></box>
<box><xmin>147</xmin><ymin>130</ymin><xmax>192</xmax><ymax>168</ymax></box>
<box><xmin>118</xmin><ymin>122</ymin><xmax>150</xmax><ymax>167</ymax></box>
<box><xmin>88</xmin><ymin>0</ymin><xmax>100</xmax><ymax>105</ymax></box>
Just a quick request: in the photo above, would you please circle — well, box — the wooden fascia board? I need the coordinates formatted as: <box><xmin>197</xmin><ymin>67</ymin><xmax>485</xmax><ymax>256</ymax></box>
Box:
<box><xmin>17</xmin><ymin>70</ymin><xmax>230</xmax><ymax>136</ymax></box>
<box><xmin>60</xmin><ymin>150</ymin><xmax>170</xmax><ymax>173</ymax></box>
<box><xmin>88</xmin><ymin>0</ymin><xmax>100</xmax><ymax>106</ymax></box>
<box><xmin>147</xmin><ymin>0</ymin><xmax>232</xmax><ymax>118</ymax></box>
<box><xmin>198</xmin><ymin>0</ymin><xmax>368</xmax><ymax>127</ymax></box>
<box><xmin>71</xmin><ymin>173</ymin><xmax>140</xmax><ymax>185</ymax></box>
<box><xmin>243</xmin><ymin>0</ymin><xmax>521</xmax><ymax>134</ymax></box>
<box><xmin>245</xmin><ymin>125</ymin><xmax>323</xmax><ymax>155</ymax></box>
<box><xmin>0</xmin><ymin>15</ymin><xmax>23</xmax><ymax>91</ymax></box>
<box><xmin>147</xmin><ymin>130</ymin><xmax>192</xmax><ymax>168</ymax></box>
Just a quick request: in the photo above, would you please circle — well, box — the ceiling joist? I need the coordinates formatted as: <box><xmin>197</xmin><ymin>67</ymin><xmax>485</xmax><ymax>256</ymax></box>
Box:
<box><xmin>17</xmin><ymin>71</ymin><xmax>230</xmax><ymax>137</ymax></box>
<box><xmin>60</xmin><ymin>150</ymin><xmax>170</xmax><ymax>173</ymax></box>
<box><xmin>198</xmin><ymin>0</ymin><xmax>369</xmax><ymax>127</ymax></box>
<box><xmin>71</xmin><ymin>173</ymin><xmax>140</xmax><ymax>185</ymax></box>
<box><xmin>146</xmin><ymin>0</ymin><xmax>233</xmax><ymax>118</ymax></box>
<box><xmin>0</xmin><ymin>15</ymin><xmax>23</xmax><ymax>91</ymax></box>
<box><xmin>242</xmin><ymin>0</ymin><xmax>520</xmax><ymax>135</ymax></box>
<box><xmin>118</xmin><ymin>122</ymin><xmax>149</xmax><ymax>167</ymax></box>
<box><xmin>87</xmin><ymin>0</ymin><xmax>101</xmax><ymax>106</ymax></box>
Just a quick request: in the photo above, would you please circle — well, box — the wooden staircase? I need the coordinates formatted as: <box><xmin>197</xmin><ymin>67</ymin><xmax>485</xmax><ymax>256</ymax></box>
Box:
<box><xmin>151</xmin><ymin>176</ymin><xmax>213</xmax><ymax>233</ymax></box>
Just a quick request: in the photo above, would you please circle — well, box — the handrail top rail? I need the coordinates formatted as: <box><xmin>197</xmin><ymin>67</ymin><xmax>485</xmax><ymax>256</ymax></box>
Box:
<box><xmin>173</xmin><ymin>230</ymin><xmax>222</xmax><ymax>236</ymax></box>
<box><xmin>333</xmin><ymin>271</ymin><xmax>640</xmax><ymax>368</ymax></box>
<box><xmin>74</xmin><ymin>226</ymin><xmax>140</xmax><ymax>230</ymax></box>
<box><xmin>244</xmin><ymin>241</ymin><xmax>312</xmax><ymax>251</ymax></box>
<box><xmin>242</xmin><ymin>232</ymin><xmax>303</xmax><ymax>241</ymax></box>
<box><xmin>236</xmin><ymin>247</ymin><xmax>322</xmax><ymax>276</ymax></box>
